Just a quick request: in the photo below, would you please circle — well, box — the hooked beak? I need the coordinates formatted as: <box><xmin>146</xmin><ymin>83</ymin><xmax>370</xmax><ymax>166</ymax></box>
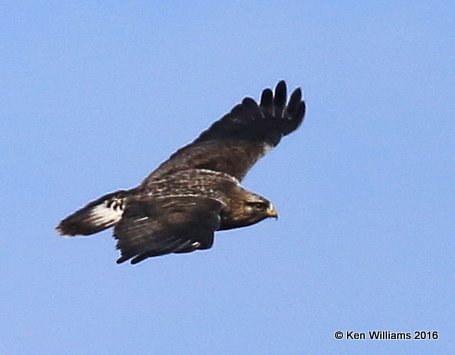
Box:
<box><xmin>266</xmin><ymin>205</ymin><xmax>278</xmax><ymax>220</ymax></box>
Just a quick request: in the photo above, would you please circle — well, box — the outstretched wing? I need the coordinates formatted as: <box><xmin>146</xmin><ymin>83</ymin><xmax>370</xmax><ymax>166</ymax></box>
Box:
<box><xmin>114</xmin><ymin>195</ymin><xmax>224</xmax><ymax>264</ymax></box>
<box><xmin>142</xmin><ymin>80</ymin><xmax>305</xmax><ymax>185</ymax></box>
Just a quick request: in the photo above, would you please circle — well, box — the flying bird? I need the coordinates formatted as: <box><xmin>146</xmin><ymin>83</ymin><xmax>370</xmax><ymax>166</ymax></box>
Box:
<box><xmin>57</xmin><ymin>81</ymin><xmax>306</xmax><ymax>264</ymax></box>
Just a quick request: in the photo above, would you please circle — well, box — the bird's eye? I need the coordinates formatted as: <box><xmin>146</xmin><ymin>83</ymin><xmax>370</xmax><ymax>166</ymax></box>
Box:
<box><xmin>249</xmin><ymin>202</ymin><xmax>265</xmax><ymax>210</ymax></box>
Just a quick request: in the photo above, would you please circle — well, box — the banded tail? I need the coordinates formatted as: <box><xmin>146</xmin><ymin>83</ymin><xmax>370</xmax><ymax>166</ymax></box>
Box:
<box><xmin>56</xmin><ymin>190</ymin><xmax>129</xmax><ymax>236</ymax></box>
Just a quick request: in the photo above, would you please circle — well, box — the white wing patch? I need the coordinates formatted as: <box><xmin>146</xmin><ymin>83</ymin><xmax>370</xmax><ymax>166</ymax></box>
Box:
<box><xmin>88</xmin><ymin>199</ymin><xmax>124</xmax><ymax>226</ymax></box>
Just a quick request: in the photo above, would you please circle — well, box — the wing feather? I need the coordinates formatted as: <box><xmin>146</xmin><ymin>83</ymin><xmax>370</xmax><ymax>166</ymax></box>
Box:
<box><xmin>114</xmin><ymin>195</ymin><xmax>224</xmax><ymax>264</ymax></box>
<box><xmin>142</xmin><ymin>80</ymin><xmax>305</xmax><ymax>185</ymax></box>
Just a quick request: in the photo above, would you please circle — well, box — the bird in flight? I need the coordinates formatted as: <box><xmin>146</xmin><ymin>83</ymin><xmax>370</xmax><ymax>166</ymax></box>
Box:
<box><xmin>57</xmin><ymin>81</ymin><xmax>306</xmax><ymax>264</ymax></box>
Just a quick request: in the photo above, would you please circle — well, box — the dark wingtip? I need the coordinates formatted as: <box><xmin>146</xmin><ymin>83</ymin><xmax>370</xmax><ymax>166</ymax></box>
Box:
<box><xmin>276</xmin><ymin>80</ymin><xmax>286</xmax><ymax>90</ymax></box>
<box><xmin>242</xmin><ymin>97</ymin><xmax>259</xmax><ymax>112</ymax></box>
<box><xmin>274</xmin><ymin>81</ymin><xmax>287</xmax><ymax>111</ymax></box>
<box><xmin>275</xmin><ymin>81</ymin><xmax>305</xmax><ymax>135</ymax></box>
<box><xmin>116</xmin><ymin>255</ymin><xmax>129</xmax><ymax>264</ymax></box>
<box><xmin>116</xmin><ymin>251</ymin><xmax>149</xmax><ymax>265</ymax></box>
<box><xmin>298</xmin><ymin>101</ymin><xmax>306</xmax><ymax>120</ymax></box>
<box><xmin>260</xmin><ymin>88</ymin><xmax>274</xmax><ymax>114</ymax></box>
<box><xmin>131</xmin><ymin>254</ymin><xmax>148</xmax><ymax>264</ymax></box>
<box><xmin>288</xmin><ymin>88</ymin><xmax>302</xmax><ymax>108</ymax></box>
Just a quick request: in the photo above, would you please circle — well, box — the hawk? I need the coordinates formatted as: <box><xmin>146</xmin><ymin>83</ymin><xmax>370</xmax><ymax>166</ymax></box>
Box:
<box><xmin>57</xmin><ymin>81</ymin><xmax>306</xmax><ymax>264</ymax></box>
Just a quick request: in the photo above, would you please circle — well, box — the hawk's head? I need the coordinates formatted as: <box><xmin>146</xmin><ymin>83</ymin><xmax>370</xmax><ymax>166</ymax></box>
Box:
<box><xmin>219</xmin><ymin>191</ymin><xmax>277</xmax><ymax>230</ymax></box>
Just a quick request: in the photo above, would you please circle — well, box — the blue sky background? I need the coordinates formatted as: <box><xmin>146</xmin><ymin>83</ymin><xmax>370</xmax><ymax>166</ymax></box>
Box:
<box><xmin>1</xmin><ymin>1</ymin><xmax>454</xmax><ymax>354</ymax></box>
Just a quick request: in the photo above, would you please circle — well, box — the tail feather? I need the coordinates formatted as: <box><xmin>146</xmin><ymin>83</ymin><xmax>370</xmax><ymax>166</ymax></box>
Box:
<box><xmin>56</xmin><ymin>190</ymin><xmax>129</xmax><ymax>236</ymax></box>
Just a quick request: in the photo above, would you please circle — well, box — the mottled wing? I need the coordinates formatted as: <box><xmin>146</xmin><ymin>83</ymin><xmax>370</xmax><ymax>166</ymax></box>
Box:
<box><xmin>142</xmin><ymin>81</ymin><xmax>305</xmax><ymax>185</ymax></box>
<box><xmin>114</xmin><ymin>195</ymin><xmax>224</xmax><ymax>264</ymax></box>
